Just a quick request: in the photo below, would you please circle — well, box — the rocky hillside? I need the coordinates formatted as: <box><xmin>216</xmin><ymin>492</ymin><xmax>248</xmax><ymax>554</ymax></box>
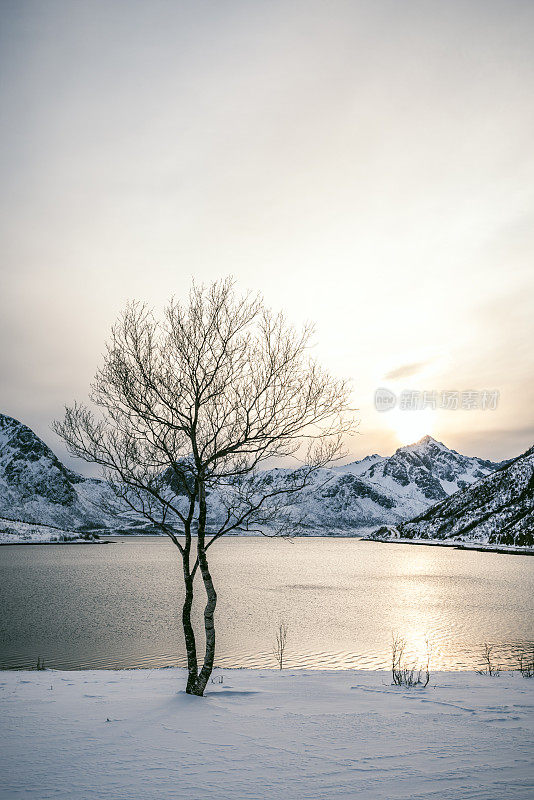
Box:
<box><xmin>0</xmin><ymin>414</ymin><xmax>122</xmax><ymax>530</ymax></box>
<box><xmin>367</xmin><ymin>446</ymin><xmax>533</xmax><ymax>548</ymax></box>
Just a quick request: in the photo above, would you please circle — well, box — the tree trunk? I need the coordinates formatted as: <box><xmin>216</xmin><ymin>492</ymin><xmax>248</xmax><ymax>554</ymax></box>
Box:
<box><xmin>191</xmin><ymin>547</ymin><xmax>217</xmax><ymax>696</ymax></box>
<box><xmin>182</xmin><ymin>560</ymin><xmax>199</xmax><ymax>694</ymax></box>
<box><xmin>188</xmin><ymin>479</ymin><xmax>217</xmax><ymax>697</ymax></box>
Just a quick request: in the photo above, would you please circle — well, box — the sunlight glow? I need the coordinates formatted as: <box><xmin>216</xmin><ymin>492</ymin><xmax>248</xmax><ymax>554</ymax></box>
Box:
<box><xmin>387</xmin><ymin>408</ymin><xmax>436</xmax><ymax>447</ymax></box>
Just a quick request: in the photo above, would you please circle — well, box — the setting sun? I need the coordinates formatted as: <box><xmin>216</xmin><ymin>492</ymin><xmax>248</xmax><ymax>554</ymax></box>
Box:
<box><xmin>387</xmin><ymin>408</ymin><xmax>436</xmax><ymax>446</ymax></box>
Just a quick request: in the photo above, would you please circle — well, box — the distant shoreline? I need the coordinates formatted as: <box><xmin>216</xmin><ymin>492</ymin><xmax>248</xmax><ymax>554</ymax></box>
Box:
<box><xmin>0</xmin><ymin>539</ymin><xmax>115</xmax><ymax>546</ymax></box>
<box><xmin>1</xmin><ymin>534</ymin><xmax>532</xmax><ymax>554</ymax></box>
<box><xmin>364</xmin><ymin>537</ymin><xmax>534</xmax><ymax>556</ymax></box>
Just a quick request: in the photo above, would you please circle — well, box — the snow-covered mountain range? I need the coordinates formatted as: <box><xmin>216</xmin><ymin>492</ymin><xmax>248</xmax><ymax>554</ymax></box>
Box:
<box><xmin>0</xmin><ymin>412</ymin><xmax>507</xmax><ymax>536</ymax></box>
<box><xmin>296</xmin><ymin>434</ymin><xmax>503</xmax><ymax>530</ymax></box>
<box><xmin>368</xmin><ymin>446</ymin><xmax>533</xmax><ymax>548</ymax></box>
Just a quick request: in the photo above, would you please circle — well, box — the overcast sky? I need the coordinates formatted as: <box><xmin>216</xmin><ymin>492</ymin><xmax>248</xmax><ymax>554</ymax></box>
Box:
<box><xmin>1</xmin><ymin>0</ymin><xmax>533</xmax><ymax>471</ymax></box>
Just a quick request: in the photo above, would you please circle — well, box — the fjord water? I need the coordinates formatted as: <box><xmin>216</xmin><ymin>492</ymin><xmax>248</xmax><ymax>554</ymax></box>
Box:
<box><xmin>1</xmin><ymin>537</ymin><xmax>532</xmax><ymax>671</ymax></box>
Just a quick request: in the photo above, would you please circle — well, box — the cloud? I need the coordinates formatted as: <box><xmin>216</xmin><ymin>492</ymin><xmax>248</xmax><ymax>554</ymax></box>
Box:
<box><xmin>384</xmin><ymin>361</ymin><xmax>428</xmax><ymax>381</ymax></box>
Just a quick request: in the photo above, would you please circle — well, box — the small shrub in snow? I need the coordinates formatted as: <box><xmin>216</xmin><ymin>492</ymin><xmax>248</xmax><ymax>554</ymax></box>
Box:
<box><xmin>391</xmin><ymin>634</ymin><xmax>431</xmax><ymax>687</ymax></box>
<box><xmin>273</xmin><ymin>621</ymin><xmax>288</xmax><ymax>669</ymax></box>
<box><xmin>517</xmin><ymin>645</ymin><xmax>534</xmax><ymax>678</ymax></box>
<box><xmin>476</xmin><ymin>643</ymin><xmax>500</xmax><ymax>676</ymax></box>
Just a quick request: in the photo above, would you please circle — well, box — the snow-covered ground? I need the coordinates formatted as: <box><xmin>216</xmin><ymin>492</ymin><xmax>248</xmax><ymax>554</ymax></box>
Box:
<box><xmin>1</xmin><ymin>669</ymin><xmax>532</xmax><ymax>799</ymax></box>
<box><xmin>0</xmin><ymin>517</ymin><xmax>100</xmax><ymax>544</ymax></box>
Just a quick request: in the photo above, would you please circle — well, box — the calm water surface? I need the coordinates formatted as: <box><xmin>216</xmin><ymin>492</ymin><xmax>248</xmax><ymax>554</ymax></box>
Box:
<box><xmin>0</xmin><ymin>537</ymin><xmax>532</xmax><ymax>671</ymax></box>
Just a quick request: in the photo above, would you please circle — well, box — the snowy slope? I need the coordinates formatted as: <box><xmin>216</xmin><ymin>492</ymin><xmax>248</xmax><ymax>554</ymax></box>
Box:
<box><xmin>368</xmin><ymin>446</ymin><xmax>534</xmax><ymax>548</ymax></box>
<box><xmin>0</xmin><ymin>414</ymin><xmax>121</xmax><ymax>530</ymax></box>
<box><xmin>0</xmin><ymin>517</ymin><xmax>100</xmax><ymax>544</ymax></box>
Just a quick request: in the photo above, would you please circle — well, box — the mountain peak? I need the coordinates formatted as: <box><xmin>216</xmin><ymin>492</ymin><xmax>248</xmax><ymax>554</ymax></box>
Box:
<box><xmin>417</xmin><ymin>434</ymin><xmax>437</xmax><ymax>445</ymax></box>
<box><xmin>0</xmin><ymin>412</ymin><xmax>512</xmax><ymax>536</ymax></box>
<box><xmin>396</xmin><ymin>434</ymin><xmax>446</xmax><ymax>454</ymax></box>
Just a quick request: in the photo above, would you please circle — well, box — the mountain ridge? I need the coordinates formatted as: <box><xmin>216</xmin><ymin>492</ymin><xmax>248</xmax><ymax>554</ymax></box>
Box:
<box><xmin>0</xmin><ymin>413</ymin><xmax>509</xmax><ymax>535</ymax></box>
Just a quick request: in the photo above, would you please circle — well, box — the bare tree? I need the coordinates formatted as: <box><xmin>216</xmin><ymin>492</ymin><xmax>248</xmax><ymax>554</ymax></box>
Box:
<box><xmin>273</xmin><ymin>621</ymin><xmax>288</xmax><ymax>669</ymax></box>
<box><xmin>54</xmin><ymin>278</ymin><xmax>353</xmax><ymax>696</ymax></box>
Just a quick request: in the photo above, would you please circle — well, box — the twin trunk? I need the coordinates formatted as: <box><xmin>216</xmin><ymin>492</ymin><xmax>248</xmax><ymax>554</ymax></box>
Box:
<box><xmin>182</xmin><ymin>482</ymin><xmax>217</xmax><ymax>697</ymax></box>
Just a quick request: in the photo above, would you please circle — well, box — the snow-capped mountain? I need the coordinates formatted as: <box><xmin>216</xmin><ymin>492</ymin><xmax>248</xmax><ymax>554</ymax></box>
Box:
<box><xmin>338</xmin><ymin>435</ymin><xmax>502</xmax><ymax>494</ymax></box>
<box><xmin>0</xmin><ymin>413</ymin><xmax>121</xmax><ymax>530</ymax></box>
<box><xmin>0</xmin><ymin>413</ymin><xmax>506</xmax><ymax>534</ymax></box>
<box><xmin>368</xmin><ymin>446</ymin><xmax>533</xmax><ymax>548</ymax></box>
<box><xmin>284</xmin><ymin>435</ymin><xmax>502</xmax><ymax>530</ymax></box>
<box><xmin>199</xmin><ymin>435</ymin><xmax>503</xmax><ymax>531</ymax></box>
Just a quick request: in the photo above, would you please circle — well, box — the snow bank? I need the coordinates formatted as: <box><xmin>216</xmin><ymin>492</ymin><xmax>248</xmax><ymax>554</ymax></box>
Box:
<box><xmin>1</xmin><ymin>668</ymin><xmax>532</xmax><ymax>799</ymax></box>
<box><xmin>0</xmin><ymin>517</ymin><xmax>100</xmax><ymax>544</ymax></box>
<box><xmin>366</xmin><ymin>534</ymin><xmax>534</xmax><ymax>555</ymax></box>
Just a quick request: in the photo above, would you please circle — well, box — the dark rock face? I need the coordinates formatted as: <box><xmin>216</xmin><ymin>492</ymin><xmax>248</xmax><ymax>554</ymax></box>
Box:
<box><xmin>321</xmin><ymin>475</ymin><xmax>395</xmax><ymax>510</ymax></box>
<box><xmin>0</xmin><ymin>415</ymin><xmax>77</xmax><ymax>505</ymax></box>
<box><xmin>369</xmin><ymin>446</ymin><xmax>534</xmax><ymax>548</ymax></box>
